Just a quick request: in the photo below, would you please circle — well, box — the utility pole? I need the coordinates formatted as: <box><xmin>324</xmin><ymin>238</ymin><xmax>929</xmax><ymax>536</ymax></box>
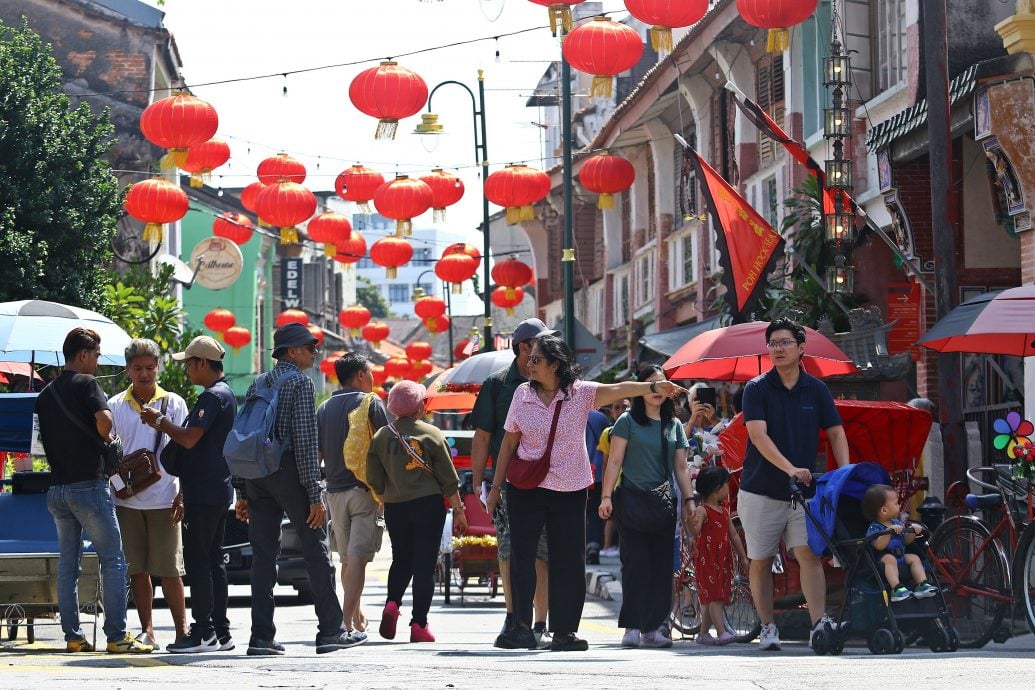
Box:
<box><xmin>561</xmin><ymin>46</ymin><xmax>576</xmax><ymax>349</ymax></box>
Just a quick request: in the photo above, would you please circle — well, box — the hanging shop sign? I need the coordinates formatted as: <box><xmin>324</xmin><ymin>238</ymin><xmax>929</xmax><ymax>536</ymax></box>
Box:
<box><xmin>281</xmin><ymin>257</ymin><xmax>303</xmax><ymax>309</ymax></box>
<box><xmin>189</xmin><ymin>237</ymin><xmax>243</xmax><ymax>290</ymax></box>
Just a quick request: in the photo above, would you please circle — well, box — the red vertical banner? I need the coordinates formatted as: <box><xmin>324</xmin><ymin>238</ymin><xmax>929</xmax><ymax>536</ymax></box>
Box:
<box><xmin>887</xmin><ymin>283</ymin><xmax>921</xmax><ymax>358</ymax></box>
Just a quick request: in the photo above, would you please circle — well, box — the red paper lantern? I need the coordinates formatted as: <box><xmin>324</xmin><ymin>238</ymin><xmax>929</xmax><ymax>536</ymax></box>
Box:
<box><xmin>181</xmin><ymin>137</ymin><xmax>230</xmax><ymax>188</ymax></box>
<box><xmin>383</xmin><ymin>356</ymin><xmax>410</xmax><ymax>379</ymax></box>
<box><xmin>334</xmin><ymin>231</ymin><xmax>368</xmax><ymax>265</ymax></box>
<box><xmin>204</xmin><ymin>308</ymin><xmax>236</xmax><ymax>336</ymax></box>
<box><xmin>375</xmin><ymin>386</ymin><xmax>388</xmax><ymax>401</ymax></box>
<box><xmin>139</xmin><ymin>93</ymin><xmax>219</xmax><ymax>168</ymax></box>
<box><xmin>212</xmin><ymin>211</ymin><xmax>254</xmax><ymax>245</ymax></box>
<box><xmin>408</xmin><ymin>359</ymin><xmax>433</xmax><ymax>381</ymax></box>
<box><xmin>348</xmin><ymin>61</ymin><xmax>429</xmax><ymax>139</ymax></box>
<box><xmin>414</xmin><ymin>295</ymin><xmax>447</xmax><ymax>321</ymax></box>
<box><xmin>362</xmin><ymin>321</ymin><xmax>391</xmax><ymax>350</ymax></box>
<box><xmin>319</xmin><ymin>356</ymin><xmax>338</xmax><ymax>383</ymax></box>
<box><xmin>578</xmin><ymin>152</ymin><xmax>636</xmax><ymax>209</ymax></box>
<box><xmin>240</xmin><ymin>181</ymin><xmax>267</xmax><ymax>214</ymax></box>
<box><xmin>124</xmin><ymin>178</ymin><xmax>189</xmax><ymax>243</ymax></box>
<box><xmin>371</xmin><ymin>364</ymin><xmax>387</xmax><ymax>386</ymax></box>
<box><xmin>484</xmin><ymin>164</ymin><xmax>551</xmax><ymax>224</ymax></box>
<box><xmin>491</xmin><ymin>258</ymin><xmax>534</xmax><ymax>300</ymax></box>
<box><xmin>369</xmin><ymin>236</ymin><xmax>413</xmax><ymax>279</ymax></box>
<box><xmin>306</xmin><ymin>211</ymin><xmax>353</xmax><ymax>257</ymax></box>
<box><xmin>737</xmin><ymin>0</ymin><xmax>819</xmax><ymax>52</ymax></box>
<box><xmin>255</xmin><ymin>181</ymin><xmax>317</xmax><ymax>244</ymax></box>
<box><xmin>442</xmin><ymin>242</ymin><xmax>481</xmax><ymax>263</ymax></box>
<box><xmin>335</xmin><ymin>164</ymin><xmax>385</xmax><ymax>214</ymax></box>
<box><xmin>339</xmin><ymin>305</ymin><xmax>372</xmax><ymax>337</ymax></box>
<box><xmin>492</xmin><ymin>286</ymin><xmax>525</xmax><ymax>317</ymax></box>
<box><xmin>624</xmin><ymin>0</ymin><xmax>709</xmax><ymax>52</ymax></box>
<box><xmin>223</xmin><ymin>326</ymin><xmax>251</xmax><ymax>354</ymax></box>
<box><xmin>308</xmin><ymin>325</ymin><xmax>325</xmax><ymax>346</ymax></box>
<box><xmin>257</xmin><ymin>153</ymin><xmax>306</xmax><ymax>185</ymax></box>
<box><xmin>529</xmin><ymin>0</ymin><xmax>585</xmax><ymax>34</ymax></box>
<box><xmin>406</xmin><ymin>341</ymin><xmax>434</xmax><ymax>361</ymax></box>
<box><xmin>435</xmin><ymin>252</ymin><xmax>479</xmax><ymax>294</ymax></box>
<box><xmin>563</xmin><ymin>17</ymin><xmax>643</xmax><ymax>99</ymax></box>
<box><xmin>419</xmin><ymin>169</ymin><xmax>465</xmax><ymax>222</ymax></box>
<box><xmin>373</xmin><ymin>176</ymin><xmax>433</xmax><ymax>236</ymax></box>
<box><xmin>453</xmin><ymin>338</ymin><xmax>472</xmax><ymax>362</ymax></box>
<box><xmin>276</xmin><ymin>309</ymin><xmax>309</xmax><ymax>328</ymax></box>
<box><xmin>423</xmin><ymin>315</ymin><xmax>450</xmax><ymax>334</ymax></box>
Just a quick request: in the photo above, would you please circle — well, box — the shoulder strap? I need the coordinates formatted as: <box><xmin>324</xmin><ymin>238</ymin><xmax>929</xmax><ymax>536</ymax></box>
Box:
<box><xmin>388</xmin><ymin>423</ymin><xmax>433</xmax><ymax>474</ymax></box>
<box><xmin>660</xmin><ymin>418</ymin><xmax>671</xmax><ymax>473</ymax></box>
<box><xmin>542</xmin><ymin>399</ymin><xmax>564</xmax><ymax>460</ymax></box>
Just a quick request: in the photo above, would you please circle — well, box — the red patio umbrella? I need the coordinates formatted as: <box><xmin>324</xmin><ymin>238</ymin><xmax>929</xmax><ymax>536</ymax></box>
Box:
<box><xmin>662</xmin><ymin>321</ymin><xmax>859</xmax><ymax>382</ymax></box>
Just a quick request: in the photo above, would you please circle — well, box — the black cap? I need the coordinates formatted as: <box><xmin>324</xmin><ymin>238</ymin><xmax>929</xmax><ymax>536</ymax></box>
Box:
<box><xmin>272</xmin><ymin>322</ymin><xmax>317</xmax><ymax>358</ymax></box>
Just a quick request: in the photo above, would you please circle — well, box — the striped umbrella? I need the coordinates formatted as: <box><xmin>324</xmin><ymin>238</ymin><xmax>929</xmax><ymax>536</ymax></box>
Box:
<box><xmin>919</xmin><ymin>286</ymin><xmax>1035</xmax><ymax>356</ymax></box>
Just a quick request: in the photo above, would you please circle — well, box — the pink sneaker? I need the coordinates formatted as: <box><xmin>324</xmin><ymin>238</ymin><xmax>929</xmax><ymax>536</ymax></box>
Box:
<box><xmin>379</xmin><ymin>601</ymin><xmax>399</xmax><ymax>640</ymax></box>
<box><xmin>410</xmin><ymin>623</ymin><xmax>435</xmax><ymax>643</ymax></box>
<box><xmin>716</xmin><ymin>631</ymin><xmax>736</xmax><ymax>646</ymax></box>
<box><xmin>696</xmin><ymin>632</ymin><xmax>716</xmax><ymax>646</ymax></box>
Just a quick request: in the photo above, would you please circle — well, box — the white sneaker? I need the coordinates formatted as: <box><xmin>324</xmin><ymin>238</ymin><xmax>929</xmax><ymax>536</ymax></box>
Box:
<box><xmin>600</xmin><ymin>546</ymin><xmax>620</xmax><ymax>558</ymax></box>
<box><xmin>621</xmin><ymin>629</ymin><xmax>641</xmax><ymax>648</ymax></box>
<box><xmin>758</xmin><ymin>623</ymin><xmax>781</xmax><ymax>651</ymax></box>
<box><xmin>640</xmin><ymin>628</ymin><xmax>673</xmax><ymax>649</ymax></box>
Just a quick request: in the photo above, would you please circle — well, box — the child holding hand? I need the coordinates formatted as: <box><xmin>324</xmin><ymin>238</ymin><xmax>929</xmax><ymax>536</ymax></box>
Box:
<box><xmin>861</xmin><ymin>484</ymin><xmax>937</xmax><ymax>602</ymax></box>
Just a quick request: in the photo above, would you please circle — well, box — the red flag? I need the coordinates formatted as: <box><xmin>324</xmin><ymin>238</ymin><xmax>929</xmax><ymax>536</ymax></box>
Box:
<box><xmin>688</xmin><ymin>149</ymin><xmax>784</xmax><ymax>318</ymax></box>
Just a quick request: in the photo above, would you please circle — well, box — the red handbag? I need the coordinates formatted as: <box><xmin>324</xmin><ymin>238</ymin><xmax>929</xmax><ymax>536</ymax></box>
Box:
<box><xmin>507</xmin><ymin>400</ymin><xmax>564</xmax><ymax>490</ymax></box>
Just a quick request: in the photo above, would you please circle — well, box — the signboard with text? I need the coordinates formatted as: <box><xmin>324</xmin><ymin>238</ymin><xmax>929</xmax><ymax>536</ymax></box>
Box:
<box><xmin>281</xmin><ymin>257</ymin><xmax>302</xmax><ymax>309</ymax></box>
<box><xmin>887</xmin><ymin>283</ymin><xmax>921</xmax><ymax>357</ymax></box>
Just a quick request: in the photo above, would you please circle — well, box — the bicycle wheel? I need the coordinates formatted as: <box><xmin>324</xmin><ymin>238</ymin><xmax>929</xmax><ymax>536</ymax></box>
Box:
<box><xmin>929</xmin><ymin>515</ymin><xmax>1010</xmax><ymax>648</ymax></box>
<box><xmin>723</xmin><ymin>573</ymin><xmax>761</xmax><ymax>642</ymax></box>
<box><xmin>670</xmin><ymin>530</ymin><xmax>701</xmax><ymax>636</ymax></box>
<box><xmin>1014</xmin><ymin>521</ymin><xmax>1035</xmax><ymax>635</ymax></box>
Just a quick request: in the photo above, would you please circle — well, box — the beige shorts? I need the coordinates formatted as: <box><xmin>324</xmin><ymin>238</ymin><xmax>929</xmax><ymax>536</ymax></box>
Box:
<box><xmin>736</xmin><ymin>490</ymin><xmax>808</xmax><ymax>561</ymax></box>
<box><xmin>115</xmin><ymin>506</ymin><xmax>185</xmax><ymax>577</ymax></box>
<box><xmin>327</xmin><ymin>487</ymin><xmax>382</xmax><ymax>563</ymax></box>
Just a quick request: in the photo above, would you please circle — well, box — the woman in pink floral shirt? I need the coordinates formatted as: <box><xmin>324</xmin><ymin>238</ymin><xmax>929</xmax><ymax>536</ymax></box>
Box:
<box><xmin>486</xmin><ymin>335</ymin><xmax>685</xmax><ymax>651</ymax></box>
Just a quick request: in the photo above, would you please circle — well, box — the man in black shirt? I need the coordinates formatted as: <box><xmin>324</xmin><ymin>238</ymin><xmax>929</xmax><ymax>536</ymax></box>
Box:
<box><xmin>37</xmin><ymin>327</ymin><xmax>153</xmax><ymax>654</ymax></box>
<box><xmin>144</xmin><ymin>335</ymin><xmax>237</xmax><ymax>653</ymax></box>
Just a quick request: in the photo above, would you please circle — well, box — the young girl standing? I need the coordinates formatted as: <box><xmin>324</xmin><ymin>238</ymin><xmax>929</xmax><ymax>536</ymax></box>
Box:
<box><xmin>688</xmin><ymin>465</ymin><xmax>749</xmax><ymax>645</ymax></box>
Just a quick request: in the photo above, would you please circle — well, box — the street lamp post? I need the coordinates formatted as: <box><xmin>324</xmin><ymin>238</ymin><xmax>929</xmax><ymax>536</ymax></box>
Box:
<box><xmin>415</xmin><ymin>71</ymin><xmax>494</xmax><ymax>353</ymax></box>
<box><xmin>561</xmin><ymin>43</ymin><xmax>576</xmax><ymax>350</ymax></box>
<box><xmin>412</xmin><ymin>269</ymin><xmax>455</xmax><ymax>366</ymax></box>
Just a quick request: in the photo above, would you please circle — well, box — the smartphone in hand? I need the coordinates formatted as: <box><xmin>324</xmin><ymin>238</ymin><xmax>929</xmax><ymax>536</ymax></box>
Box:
<box><xmin>696</xmin><ymin>386</ymin><xmax>716</xmax><ymax>407</ymax></box>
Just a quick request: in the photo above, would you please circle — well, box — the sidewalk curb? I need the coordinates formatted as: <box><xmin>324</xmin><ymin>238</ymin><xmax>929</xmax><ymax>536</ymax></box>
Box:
<box><xmin>586</xmin><ymin>568</ymin><xmax>622</xmax><ymax>602</ymax></box>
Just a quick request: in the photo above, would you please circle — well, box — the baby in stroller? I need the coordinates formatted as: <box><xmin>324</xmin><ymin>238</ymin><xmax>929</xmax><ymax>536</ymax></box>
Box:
<box><xmin>860</xmin><ymin>484</ymin><xmax>938</xmax><ymax>602</ymax></box>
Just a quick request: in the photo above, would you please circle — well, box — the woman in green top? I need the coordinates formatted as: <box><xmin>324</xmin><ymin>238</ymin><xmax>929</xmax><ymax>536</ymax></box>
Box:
<box><xmin>598</xmin><ymin>365</ymin><xmax>694</xmax><ymax>649</ymax></box>
<box><xmin>366</xmin><ymin>381</ymin><xmax>468</xmax><ymax>643</ymax></box>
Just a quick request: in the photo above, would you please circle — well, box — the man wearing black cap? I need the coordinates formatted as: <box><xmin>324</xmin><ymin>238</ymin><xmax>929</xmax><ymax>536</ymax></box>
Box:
<box><xmin>470</xmin><ymin>317</ymin><xmax>557</xmax><ymax>649</ymax></box>
<box><xmin>233</xmin><ymin>322</ymin><xmax>351</xmax><ymax>655</ymax></box>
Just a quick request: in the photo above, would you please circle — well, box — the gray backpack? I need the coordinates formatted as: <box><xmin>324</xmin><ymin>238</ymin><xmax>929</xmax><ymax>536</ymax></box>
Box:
<box><xmin>223</xmin><ymin>371</ymin><xmax>291</xmax><ymax>479</ymax></box>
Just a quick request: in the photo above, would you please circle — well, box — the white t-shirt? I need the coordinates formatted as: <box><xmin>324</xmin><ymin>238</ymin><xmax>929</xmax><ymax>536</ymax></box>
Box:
<box><xmin>109</xmin><ymin>386</ymin><xmax>189</xmax><ymax>510</ymax></box>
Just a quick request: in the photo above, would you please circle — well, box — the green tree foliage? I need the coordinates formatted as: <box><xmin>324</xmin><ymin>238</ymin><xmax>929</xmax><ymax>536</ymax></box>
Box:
<box><xmin>0</xmin><ymin>19</ymin><xmax>121</xmax><ymax>310</ymax></box>
<box><xmin>356</xmin><ymin>275</ymin><xmax>392</xmax><ymax>318</ymax></box>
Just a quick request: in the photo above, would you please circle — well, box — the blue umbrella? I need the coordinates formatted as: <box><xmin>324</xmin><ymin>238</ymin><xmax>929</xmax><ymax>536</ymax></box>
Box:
<box><xmin>0</xmin><ymin>300</ymin><xmax>132</xmax><ymax>367</ymax></box>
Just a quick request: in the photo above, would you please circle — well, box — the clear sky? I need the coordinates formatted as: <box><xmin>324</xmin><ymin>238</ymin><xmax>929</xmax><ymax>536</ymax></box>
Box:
<box><xmin>149</xmin><ymin>0</ymin><xmax>631</xmax><ymax>248</ymax></box>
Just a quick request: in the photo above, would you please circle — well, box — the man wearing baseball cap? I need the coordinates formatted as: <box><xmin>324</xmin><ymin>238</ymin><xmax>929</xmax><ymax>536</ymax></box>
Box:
<box><xmin>233</xmin><ymin>322</ymin><xmax>351</xmax><ymax>655</ymax></box>
<box><xmin>469</xmin><ymin>318</ymin><xmax>557</xmax><ymax>648</ymax></box>
<box><xmin>144</xmin><ymin>335</ymin><xmax>237</xmax><ymax>653</ymax></box>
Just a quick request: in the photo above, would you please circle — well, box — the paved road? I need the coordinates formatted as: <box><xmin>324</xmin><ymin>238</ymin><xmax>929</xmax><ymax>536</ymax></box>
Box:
<box><xmin>2</xmin><ymin>546</ymin><xmax>1033</xmax><ymax>688</ymax></box>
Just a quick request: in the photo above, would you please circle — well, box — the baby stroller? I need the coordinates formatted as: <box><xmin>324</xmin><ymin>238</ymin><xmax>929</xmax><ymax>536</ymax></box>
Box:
<box><xmin>796</xmin><ymin>462</ymin><xmax>959</xmax><ymax>655</ymax></box>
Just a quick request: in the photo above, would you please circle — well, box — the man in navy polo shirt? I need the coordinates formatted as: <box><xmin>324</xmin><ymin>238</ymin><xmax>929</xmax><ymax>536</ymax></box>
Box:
<box><xmin>738</xmin><ymin>317</ymin><xmax>849</xmax><ymax>652</ymax></box>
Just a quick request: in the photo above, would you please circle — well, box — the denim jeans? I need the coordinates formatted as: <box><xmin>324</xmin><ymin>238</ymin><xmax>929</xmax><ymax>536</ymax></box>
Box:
<box><xmin>47</xmin><ymin>480</ymin><xmax>128</xmax><ymax>642</ymax></box>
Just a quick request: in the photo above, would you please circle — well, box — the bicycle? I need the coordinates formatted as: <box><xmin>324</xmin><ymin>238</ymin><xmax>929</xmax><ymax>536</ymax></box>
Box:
<box><xmin>928</xmin><ymin>465</ymin><xmax>1035</xmax><ymax>647</ymax></box>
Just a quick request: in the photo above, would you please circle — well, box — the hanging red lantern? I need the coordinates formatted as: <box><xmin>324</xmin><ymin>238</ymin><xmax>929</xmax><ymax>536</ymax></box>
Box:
<box><xmin>737</xmin><ymin>0</ymin><xmax>818</xmax><ymax>52</ymax></box>
<box><xmin>624</xmin><ymin>0</ymin><xmax>709</xmax><ymax>52</ymax></box>
<box><xmin>308</xmin><ymin>325</ymin><xmax>325</xmax><ymax>346</ymax></box>
<box><xmin>240</xmin><ymin>181</ymin><xmax>267</xmax><ymax>214</ymax></box>
<box><xmin>411</xmin><ymin>359</ymin><xmax>434</xmax><ymax>378</ymax></box>
<box><xmin>369</xmin><ymin>236</ymin><xmax>413</xmax><ymax>279</ymax></box>
<box><xmin>423</xmin><ymin>315</ymin><xmax>451</xmax><ymax>334</ymax></box>
<box><xmin>484</xmin><ymin>164</ymin><xmax>551</xmax><ymax>224</ymax></box>
<box><xmin>375</xmin><ymin>386</ymin><xmax>388</xmax><ymax>401</ymax></box>
<box><xmin>276</xmin><ymin>309</ymin><xmax>309</xmax><ymax>328</ymax></box>
<box><xmin>373</xmin><ymin>176</ymin><xmax>433</xmax><ymax>236</ymax></box>
<box><xmin>257</xmin><ymin>152</ymin><xmax>306</xmax><ymax>185</ymax></box>
<box><xmin>528</xmin><ymin>0</ymin><xmax>585</xmax><ymax>34</ymax></box>
<box><xmin>203</xmin><ymin>308</ymin><xmax>236</xmax><ymax>337</ymax></box>
<box><xmin>453</xmin><ymin>338</ymin><xmax>472</xmax><ymax>362</ymax></box>
<box><xmin>384</xmin><ymin>356</ymin><xmax>410</xmax><ymax>379</ymax></box>
<box><xmin>306</xmin><ymin>211</ymin><xmax>353</xmax><ymax>257</ymax></box>
<box><xmin>442</xmin><ymin>242</ymin><xmax>481</xmax><ymax>263</ymax></box>
<box><xmin>335</xmin><ymin>164</ymin><xmax>385</xmax><ymax>214</ymax></box>
<box><xmin>491</xmin><ymin>258</ymin><xmax>534</xmax><ymax>300</ymax></box>
<box><xmin>124</xmin><ymin>178</ymin><xmax>189</xmax><ymax>243</ymax></box>
<box><xmin>371</xmin><ymin>364</ymin><xmax>387</xmax><ymax>386</ymax></box>
<box><xmin>419</xmin><ymin>169</ymin><xmax>465</xmax><ymax>222</ymax></box>
<box><xmin>414</xmin><ymin>295</ymin><xmax>447</xmax><ymax>321</ymax></box>
<box><xmin>406</xmin><ymin>341</ymin><xmax>434</xmax><ymax>362</ymax></box>
<box><xmin>255</xmin><ymin>181</ymin><xmax>317</xmax><ymax>244</ymax></box>
<box><xmin>362</xmin><ymin>321</ymin><xmax>391</xmax><ymax>350</ymax></box>
<box><xmin>181</xmin><ymin>137</ymin><xmax>230</xmax><ymax>188</ymax></box>
<box><xmin>333</xmin><ymin>231</ymin><xmax>368</xmax><ymax>265</ymax></box>
<box><xmin>212</xmin><ymin>211</ymin><xmax>254</xmax><ymax>245</ymax></box>
<box><xmin>578</xmin><ymin>152</ymin><xmax>636</xmax><ymax>209</ymax></box>
<box><xmin>492</xmin><ymin>286</ymin><xmax>525</xmax><ymax>317</ymax></box>
<box><xmin>339</xmin><ymin>305</ymin><xmax>372</xmax><ymax>337</ymax></box>
<box><xmin>139</xmin><ymin>93</ymin><xmax>219</xmax><ymax>168</ymax></box>
<box><xmin>223</xmin><ymin>326</ymin><xmax>251</xmax><ymax>354</ymax></box>
<box><xmin>320</xmin><ymin>356</ymin><xmax>339</xmax><ymax>383</ymax></box>
<box><xmin>562</xmin><ymin>17</ymin><xmax>643</xmax><ymax>99</ymax></box>
<box><xmin>348</xmin><ymin>61</ymin><xmax>429</xmax><ymax>139</ymax></box>
<box><xmin>435</xmin><ymin>252</ymin><xmax>479</xmax><ymax>294</ymax></box>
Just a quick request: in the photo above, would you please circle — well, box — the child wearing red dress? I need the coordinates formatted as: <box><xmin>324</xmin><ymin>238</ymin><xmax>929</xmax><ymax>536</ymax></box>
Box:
<box><xmin>689</xmin><ymin>465</ymin><xmax>748</xmax><ymax>645</ymax></box>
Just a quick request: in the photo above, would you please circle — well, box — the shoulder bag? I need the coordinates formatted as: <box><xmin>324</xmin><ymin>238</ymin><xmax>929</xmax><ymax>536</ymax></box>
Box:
<box><xmin>507</xmin><ymin>400</ymin><xmax>564</xmax><ymax>490</ymax></box>
<box><xmin>49</xmin><ymin>379</ymin><xmax>123</xmax><ymax>475</ymax></box>
<box><xmin>109</xmin><ymin>396</ymin><xmax>168</xmax><ymax>500</ymax></box>
<box><xmin>614</xmin><ymin>418</ymin><xmax>676</xmax><ymax>531</ymax></box>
